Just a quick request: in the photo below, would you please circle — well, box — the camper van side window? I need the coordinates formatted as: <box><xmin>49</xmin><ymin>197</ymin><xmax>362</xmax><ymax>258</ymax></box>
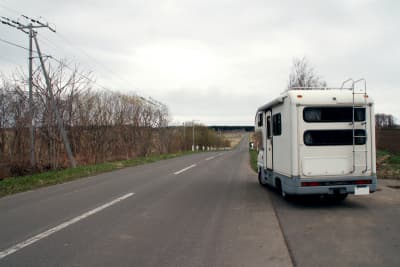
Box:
<box><xmin>267</xmin><ymin>116</ymin><xmax>271</xmax><ymax>139</ymax></box>
<box><xmin>272</xmin><ymin>113</ymin><xmax>281</xmax><ymax>136</ymax></box>
<box><xmin>258</xmin><ymin>113</ymin><xmax>263</xmax><ymax>127</ymax></box>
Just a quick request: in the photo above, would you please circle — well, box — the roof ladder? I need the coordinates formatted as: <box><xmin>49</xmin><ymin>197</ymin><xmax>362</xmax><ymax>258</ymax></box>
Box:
<box><xmin>352</xmin><ymin>78</ymin><xmax>368</xmax><ymax>174</ymax></box>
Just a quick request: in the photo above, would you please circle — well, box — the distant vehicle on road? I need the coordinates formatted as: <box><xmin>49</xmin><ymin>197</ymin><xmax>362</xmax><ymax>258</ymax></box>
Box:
<box><xmin>254</xmin><ymin>80</ymin><xmax>377</xmax><ymax>200</ymax></box>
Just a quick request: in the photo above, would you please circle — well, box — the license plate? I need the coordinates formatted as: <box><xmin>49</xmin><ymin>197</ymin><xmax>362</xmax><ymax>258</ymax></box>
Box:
<box><xmin>355</xmin><ymin>185</ymin><xmax>370</xmax><ymax>195</ymax></box>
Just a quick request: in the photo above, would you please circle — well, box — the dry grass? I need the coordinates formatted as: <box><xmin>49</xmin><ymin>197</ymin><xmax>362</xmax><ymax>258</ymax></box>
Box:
<box><xmin>377</xmin><ymin>150</ymin><xmax>400</xmax><ymax>179</ymax></box>
<box><xmin>0</xmin><ymin>151</ymin><xmax>198</xmax><ymax>198</ymax></box>
<box><xmin>222</xmin><ymin>131</ymin><xmax>247</xmax><ymax>148</ymax></box>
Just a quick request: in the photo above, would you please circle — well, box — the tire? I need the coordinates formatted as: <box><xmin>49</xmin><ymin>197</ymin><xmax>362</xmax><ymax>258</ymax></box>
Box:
<box><xmin>258</xmin><ymin>169</ymin><xmax>267</xmax><ymax>187</ymax></box>
<box><xmin>276</xmin><ymin>179</ymin><xmax>291</xmax><ymax>200</ymax></box>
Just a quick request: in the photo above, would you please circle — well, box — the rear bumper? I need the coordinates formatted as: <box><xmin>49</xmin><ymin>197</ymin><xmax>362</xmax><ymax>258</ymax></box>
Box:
<box><xmin>282</xmin><ymin>175</ymin><xmax>377</xmax><ymax>195</ymax></box>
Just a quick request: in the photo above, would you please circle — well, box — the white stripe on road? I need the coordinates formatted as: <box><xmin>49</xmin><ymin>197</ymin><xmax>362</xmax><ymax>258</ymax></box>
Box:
<box><xmin>0</xmin><ymin>192</ymin><xmax>134</xmax><ymax>260</ymax></box>
<box><xmin>174</xmin><ymin>164</ymin><xmax>197</xmax><ymax>175</ymax></box>
<box><xmin>205</xmin><ymin>156</ymin><xmax>215</xmax><ymax>161</ymax></box>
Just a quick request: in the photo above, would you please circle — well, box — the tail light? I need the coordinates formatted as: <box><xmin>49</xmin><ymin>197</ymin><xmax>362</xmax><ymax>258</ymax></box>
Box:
<box><xmin>301</xmin><ymin>181</ymin><xmax>321</xmax><ymax>187</ymax></box>
<box><xmin>354</xmin><ymin>180</ymin><xmax>371</xmax><ymax>185</ymax></box>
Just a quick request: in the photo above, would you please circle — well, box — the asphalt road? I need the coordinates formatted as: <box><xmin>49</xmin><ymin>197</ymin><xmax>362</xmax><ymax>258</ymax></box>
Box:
<box><xmin>0</xmin><ymin>137</ymin><xmax>291</xmax><ymax>267</ymax></box>
<box><xmin>268</xmin><ymin>178</ymin><xmax>400</xmax><ymax>267</ymax></box>
<box><xmin>1</xmin><ymin>136</ymin><xmax>399</xmax><ymax>267</ymax></box>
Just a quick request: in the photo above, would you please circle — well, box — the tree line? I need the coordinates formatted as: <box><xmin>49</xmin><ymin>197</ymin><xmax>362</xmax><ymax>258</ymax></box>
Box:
<box><xmin>375</xmin><ymin>113</ymin><xmax>396</xmax><ymax>128</ymax></box>
<box><xmin>0</xmin><ymin>60</ymin><xmax>229</xmax><ymax>178</ymax></box>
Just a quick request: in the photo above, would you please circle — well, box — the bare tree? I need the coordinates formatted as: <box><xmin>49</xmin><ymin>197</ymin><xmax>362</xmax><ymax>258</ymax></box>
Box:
<box><xmin>288</xmin><ymin>57</ymin><xmax>327</xmax><ymax>89</ymax></box>
<box><xmin>0</xmin><ymin>60</ymin><xmax>232</xmax><ymax>179</ymax></box>
<box><xmin>375</xmin><ymin>113</ymin><xmax>396</xmax><ymax>128</ymax></box>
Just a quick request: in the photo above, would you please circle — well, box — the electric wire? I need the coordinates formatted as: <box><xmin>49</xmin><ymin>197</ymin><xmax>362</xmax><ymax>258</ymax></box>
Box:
<box><xmin>0</xmin><ymin>37</ymin><xmax>34</xmax><ymax>52</ymax></box>
<box><xmin>54</xmin><ymin>32</ymin><xmax>136</xmax><ymax>91</ymax></box>
<box><xmin>0</xmin><ymin>36</ymin><xmax>109</xmax><ymax>92</ymax></box>
<box><xmin>1</xmin><ymin>12</ymin><xmax>155</xmax><ymax>105</ymax></box>
<box><xmin>0</xmin><ymin>54</ymin><xmax>23</xmax><ymax>66</ymax></box>
<box><xmin>0</xmin><ymin>2</ymin><xmax>20</xmax><ymax>16</ymax></box>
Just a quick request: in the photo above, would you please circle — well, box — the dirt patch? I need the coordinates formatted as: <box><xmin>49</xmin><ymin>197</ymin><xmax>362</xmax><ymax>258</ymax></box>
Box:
<box><xmin>387</xmin><ymin>185</ymin><xmax>400</xmax><ymax>190</ymax></box>
<box><xmin>377</xmin><ymin>151</ymin><xmax>400</xmax><ymax>180</ymax></box>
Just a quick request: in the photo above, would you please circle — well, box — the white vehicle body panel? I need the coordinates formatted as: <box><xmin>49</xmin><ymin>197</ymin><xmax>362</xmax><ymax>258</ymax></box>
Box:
<box><xmin>255</xmin><ymin>89</ymin><xmax>377</xmax><ymax>196</ymax></box>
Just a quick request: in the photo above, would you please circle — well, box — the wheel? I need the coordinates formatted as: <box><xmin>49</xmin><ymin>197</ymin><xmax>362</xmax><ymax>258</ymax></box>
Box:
<box><xmin>258</xmin><ymin>169</ymin><xmax>267</xmax><ymax>187</ymax></box>
<box><xmin>276</xmin><ymin>179</ymin><xmax>291</xmax><ymax>200</ymax></box>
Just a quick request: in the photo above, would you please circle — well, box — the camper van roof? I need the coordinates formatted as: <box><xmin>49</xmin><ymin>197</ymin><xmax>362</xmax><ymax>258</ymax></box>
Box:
<box><xmin>257</xmin><ymin>89</ymin><xmax>373</xmax><ymax>112</ymax></box>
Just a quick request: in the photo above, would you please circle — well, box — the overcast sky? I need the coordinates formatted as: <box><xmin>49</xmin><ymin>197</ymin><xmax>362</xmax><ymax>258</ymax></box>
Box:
<box><xmin>1</xmin><ymin>0</ymin><xmax>399</xmax><ymax>125</ymax></box>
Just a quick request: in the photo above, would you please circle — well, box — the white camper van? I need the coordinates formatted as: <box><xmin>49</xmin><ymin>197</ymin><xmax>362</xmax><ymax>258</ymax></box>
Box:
<box><xmin>255</xmin><ymin>81</ymin><xmax>377</xmax><ymax>200</ymax></box>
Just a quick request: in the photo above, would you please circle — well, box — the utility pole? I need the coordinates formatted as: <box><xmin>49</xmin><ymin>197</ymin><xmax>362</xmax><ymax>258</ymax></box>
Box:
<box><xmin>192</xmin><ymin>121</ymin><xmax>195</xmax><ymax>151</ymax></box>
<box><xmin>1</xmin><ymin>17</ymin><xmax>36</xmax><ymax>165</ymax></box>
<box><xmin>183</xmin><ymin>122</ymin><xmax>186</xmax><ymax>151</ymax></box>
<box><xmin>192</xmin><ymin>120</ymin><xmax>199</xmax><ymax>151</ymax></box>
<box><xmin>28</xmin><ymin>24</ymin><xmax>35</xmax><ymax>166</ymax></box>
<box><xmin>33</xmin><ymin>34</ymin><xmax>76</xmax><ymax>167</ymax></box>
<box><xmin>1</xmin><ymin>15</ymin><xmax>77</xmax><ymax>168</ymax></box>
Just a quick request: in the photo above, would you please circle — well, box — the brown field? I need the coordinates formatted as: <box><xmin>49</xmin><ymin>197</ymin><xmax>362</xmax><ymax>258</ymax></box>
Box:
<box><xmin>222</xmin><ymin>131</ymin><xmax>247</xmax><ymax>148</ymax></box>
<box><xmin>376</xmin><ymin>128</ymin><xmax>400</xmax><ymax>153</ymax></box>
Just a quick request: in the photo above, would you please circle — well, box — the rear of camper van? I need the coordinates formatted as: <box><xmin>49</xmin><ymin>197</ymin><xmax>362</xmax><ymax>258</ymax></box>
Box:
<box><xmin>256</xmin><ymin>83</ymin><xmax>377</xmax><ymax>200</ymax></box>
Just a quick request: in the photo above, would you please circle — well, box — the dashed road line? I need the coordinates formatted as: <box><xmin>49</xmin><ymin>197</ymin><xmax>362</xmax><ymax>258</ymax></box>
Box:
<box><xmin>174</xmin><ymin>164</ymin><xmax>197</xmax><ymax>175</ymax></box>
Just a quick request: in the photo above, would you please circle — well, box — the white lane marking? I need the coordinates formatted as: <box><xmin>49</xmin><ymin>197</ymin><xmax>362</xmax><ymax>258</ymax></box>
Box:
<box><xmin>174</xmin><ymin>164</ymin><xmax>197</xmax><ymax>175</ymax></box>
<box><xmin>205</xmin><ymin>156</ymin><xmax>215</xmax><ymax>161</ymax></box>
<box><xmin>0</xmin><ymin>192</ymin><xmax>134</xmax><ymax>260</ymax></box>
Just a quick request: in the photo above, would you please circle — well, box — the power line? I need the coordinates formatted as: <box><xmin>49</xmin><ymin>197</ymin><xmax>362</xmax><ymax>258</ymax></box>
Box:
<box><xmin>1</xmin><ymin>14</ymin><xmax>77</xmax><ymax>167</ymax></box>
<box><xmin>1</xmin><ymin>16</ymin><xmax>155</xmax><ymax>105</ymax></box>
<box><xmin>48</xmin><ymin>57</ymin><xmax>110</xmax><ymax>91</ymax></box>
<box><xmin>0</xmin><ymin>33</ymin><xmax>132</xmax><ymax>94</ymax></box>
<box><xmin>0</xmin><ymin>4</ymin><xmax>138</xmax><ymax>91</ymax></box>
<box><xmin>0</xmin><ymin>36</ymin><xmax>108</xmax><ymax>91</ymax></box>
<box><xmin>54</xmin><ymin>32</ymin><xmax>139</xmax><ymax>92</ymax></box>
<box><xmin>0</xmin><ymin>37</ymin><xmax>35</xmax><ymax>52</ymax></box>
<box><xmin>22</xmin><ymin>34</ymin><xmax>115</xmax><ymax>92</ymax></box>
<box><xmin>2</xmin><ymin>13</ymin><xmax>145</xmax><ymax>99</ymax></box>
<box><xmin>0</xmin><ymin>2</ymin><xmax>21</xmax><ymax>15</ymax></box>
<box><xmin>0</xmin><ymin>54</ymin><xmax>23</xmax><ymax>66</ymax></box>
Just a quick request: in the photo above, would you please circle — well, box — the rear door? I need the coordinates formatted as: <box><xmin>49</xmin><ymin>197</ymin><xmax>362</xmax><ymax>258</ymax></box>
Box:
<box><xmin>299</xmin><ymin>106</ymin><xmax>368</xmax><ymax>177</ymax></box>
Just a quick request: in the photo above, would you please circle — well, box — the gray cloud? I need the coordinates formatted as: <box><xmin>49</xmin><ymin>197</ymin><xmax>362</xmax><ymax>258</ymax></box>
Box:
<box><xmin>1</xmin><ymin>0</ymin><xmax>399</xmax><ymax>124</ymax></box>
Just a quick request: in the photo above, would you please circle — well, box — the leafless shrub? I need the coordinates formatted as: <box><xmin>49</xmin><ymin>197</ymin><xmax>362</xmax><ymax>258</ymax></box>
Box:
<box><xmin>288</xmin><ymin>57</ymin><xmax>327</xmax><ymax>89</ymax></box>
<box><xmin>375</xmin><ymin>113</ymin><xmax>396</xmax><ymax>129</ymax></box>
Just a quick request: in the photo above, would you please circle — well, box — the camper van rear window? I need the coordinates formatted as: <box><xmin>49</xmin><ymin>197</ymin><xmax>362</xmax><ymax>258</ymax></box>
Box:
<box><xmin>303</xmin><ymin>107</ymin><xmax>365</xmax><ymax>122</ymax></box>
<box><xmin>304</xmin><ymin>130</ymin><xmax>366</xmax><ymax>146</ymax></box>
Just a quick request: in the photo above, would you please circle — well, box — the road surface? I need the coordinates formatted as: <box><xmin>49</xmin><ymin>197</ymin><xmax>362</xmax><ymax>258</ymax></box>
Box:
<box><xmin>1</xmin><ymin>136</ymin><xmax>399</xmax><ymax>266</ymax></box>
<box><xmin>268</xmin><ymin>178</ymin><xmax>400</xmax><ymax>267</ymax></box>
<box><xmin>0</xmin><ymin>138</ymin><xmax>291</xmax><ymax>267</ymax></box>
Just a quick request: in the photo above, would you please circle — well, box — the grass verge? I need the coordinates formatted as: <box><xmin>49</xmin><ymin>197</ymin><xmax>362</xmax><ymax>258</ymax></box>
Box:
<box><xmin>377</xmin><ymin>150</ymin><xmax>400</xmax><ymax>179</ymax></box>
<box><xmin>0</xmin><ymin>151</ymin><xmax>197</xmax><ymax>198</ymax></box>
<box><xmin>249</xmin><ymin>149</ymin><xmax>258</xmax><ymax>173</ymax></box>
